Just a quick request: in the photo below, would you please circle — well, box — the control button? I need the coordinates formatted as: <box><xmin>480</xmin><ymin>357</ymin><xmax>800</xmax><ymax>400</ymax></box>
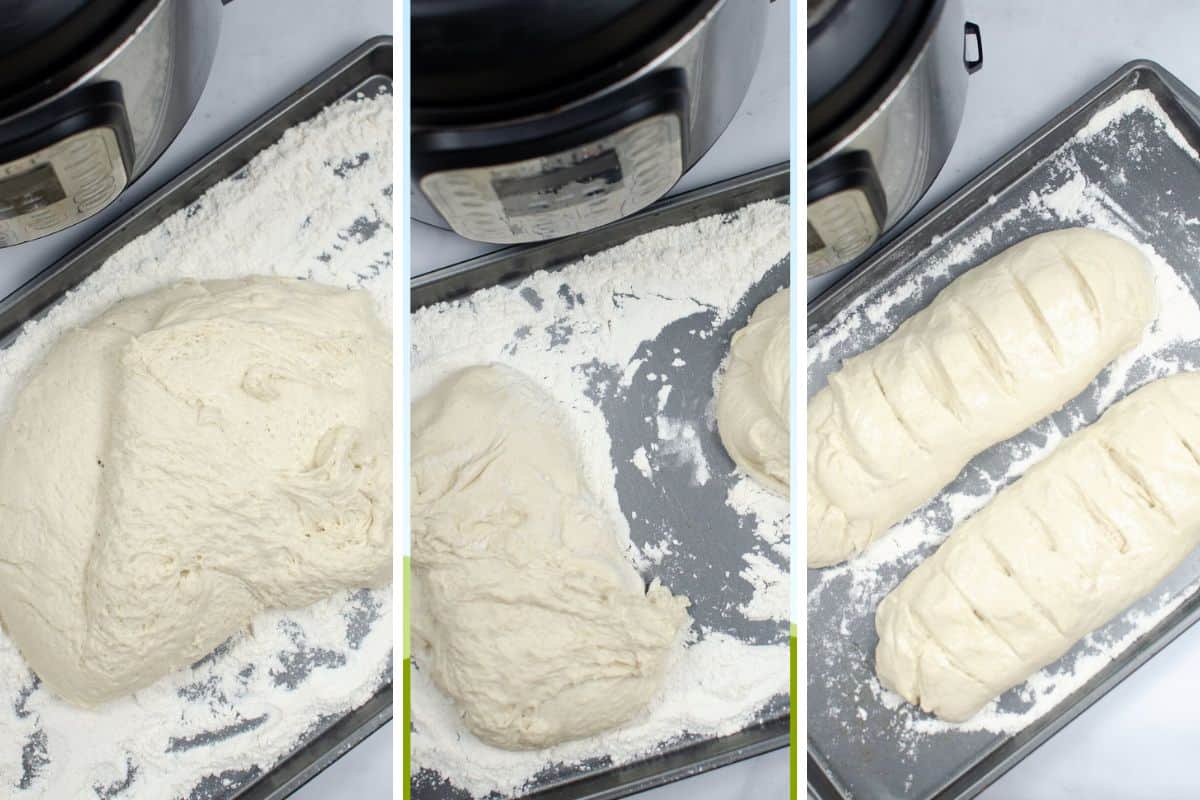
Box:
<box><xmin>27</xmin><ymin>206</ymin><xmax>65</xmax><ymax>232</ymax></box>
<box><xmin>0</xmin><ymin>126</ymin><xmax>127</xmax><ymax>245</ymax></box>
<box><xmin>422</xmin><ymin>114</ymin><xmax>681</xmax><ymax>243</ymax></box>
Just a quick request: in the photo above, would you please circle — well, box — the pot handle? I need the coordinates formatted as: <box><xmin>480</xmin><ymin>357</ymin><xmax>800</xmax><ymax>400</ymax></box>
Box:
<box><xmin>964</xmin><ymin>22</ymin><xmax>983</xmax><ymax>74</ymax></box>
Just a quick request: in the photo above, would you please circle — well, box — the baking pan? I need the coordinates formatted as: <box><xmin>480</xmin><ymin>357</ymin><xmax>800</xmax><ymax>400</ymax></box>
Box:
<box><xmin>412</xmin><ymin>164</ymin><xmax>789</xmax><ymax>306</ymax></box>
<box><xmin>411</xmin><ymin>163</ymin><xmax>791</xmax><ymax>800</ymax></box>
<box><xmin>807</xmin><ymin>60</ymin><xmax>1200</xmax><ymax>800</ymax></box>
<box><xmin>0</xmin><ymin>38</ymin><xmax>393</xmax><ymax>800</ymax></box>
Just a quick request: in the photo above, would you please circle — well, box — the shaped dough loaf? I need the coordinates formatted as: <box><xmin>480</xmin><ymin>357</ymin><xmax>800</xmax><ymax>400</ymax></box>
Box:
<box><xmin>808</xmin><ymin>228</ymin><xmax>1155</xmax><ymax>567</ymax></box>
<box><xmin>0</xmin><ymin>278</ymin><xmax>392</xmax><ymax>706</ymax></box>
<box><xmin>411</xmin><ymin>364</ymin><xmax>690</xmax><ymax>750</ymax></box>
<box><xmin>876</xmin><ymin>372</ymin><xmax>1200</xmax><ymax>721</ymax></box>
<box><xmin>718</xmin><ymin>288</ymin><xmax>789</xmax><ymax>496</ymax></box>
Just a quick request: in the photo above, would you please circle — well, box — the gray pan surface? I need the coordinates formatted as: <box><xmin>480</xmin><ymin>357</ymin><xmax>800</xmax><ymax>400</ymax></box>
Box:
<box><xmin>0</xmin><ymin>39</ymin><xmax>393</xmax><ymax>800</ymax></box>
<box><xmin>808</xmin><ymin>61</ymin><xmax>1200</xmax><ymax>800</ymax></box>
<box><xmin>410</xmin><ymin>165</ymin><xmax>792</xmax><ymax>800</ymax></box>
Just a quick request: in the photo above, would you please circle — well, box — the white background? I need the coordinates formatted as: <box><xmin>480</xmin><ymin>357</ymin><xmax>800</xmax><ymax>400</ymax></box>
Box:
<box><xmin>807</xmin><ymin>2</ymin><xmax>1200</xmax><ymax>798</ymax></box>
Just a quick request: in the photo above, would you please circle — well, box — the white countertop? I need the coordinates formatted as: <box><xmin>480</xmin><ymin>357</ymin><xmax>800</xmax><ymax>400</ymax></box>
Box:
<box><xmin>1</xmin><ymin>2</ymin><xmax>393</xmax><ymax>798</ymax></box>
<box><xmin>807</xmin><ymin>2</ymin><xmax>1200</xmax><ymax>797</ymax></box>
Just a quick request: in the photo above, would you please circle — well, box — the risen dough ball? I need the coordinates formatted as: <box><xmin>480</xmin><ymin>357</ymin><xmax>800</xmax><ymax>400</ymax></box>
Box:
<box><xmin>411</xmin><ymin>364</ymin><xmax>690</xmax><ymax>750</ymax></box>
<box><xmin>717</xmin><ymin>289</ymin><xmax>790</xmax><ymax>496</ymax></box>
<box><xmin>0</xmin><ymin>277</ymin><xmax>392</xmax><ymax>706</ymax></box>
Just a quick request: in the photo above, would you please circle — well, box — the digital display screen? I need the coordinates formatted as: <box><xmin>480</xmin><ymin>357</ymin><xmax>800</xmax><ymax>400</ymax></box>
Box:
<box><xmin>0</xmin><ymin>164</ymin><xmax>66</xmax><ymax>221</ymax></box>
<box><xmin>494</xmin><ymin>151</ymin><xmax>623</xmax><ymax>218</ymax></box>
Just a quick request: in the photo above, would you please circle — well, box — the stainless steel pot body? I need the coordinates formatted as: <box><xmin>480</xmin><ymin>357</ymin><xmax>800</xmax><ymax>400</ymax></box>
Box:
<box><xmin>412</xmin><ymin>0</ymin><xmax>768</xmax><ymax>244</ymax></box>
<box><xmin>0</xmin><ymin>0</ymin><xmax>220</xmax><ymax>246</ymax></box>
<box><xmin>807</xmin><ymin>0</ymin><xmax>977</xmax><ymax>277</ymax></box>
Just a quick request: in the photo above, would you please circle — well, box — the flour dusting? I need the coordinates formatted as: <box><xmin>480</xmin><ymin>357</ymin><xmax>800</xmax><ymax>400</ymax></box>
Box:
<box><xmin>0</xmin><ymin>91</ymin><xmax>392</xmax><ymax>800</ymax></box>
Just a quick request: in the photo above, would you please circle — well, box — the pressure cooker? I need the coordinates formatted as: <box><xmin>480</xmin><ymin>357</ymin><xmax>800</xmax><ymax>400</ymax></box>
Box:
<box><xmin>0</xmin><ymin>0</ymin><xmax>221</xmax><ymax>247</ymax></box>
<box><xmin>807</xmin><ymin>0</ymin><xmax>982</xmax><ymax>277</ymax></box>
<box><xmin>411</xmin><ymin>0</ymin><xmax>769</xmax><ymax>244</ymax></box>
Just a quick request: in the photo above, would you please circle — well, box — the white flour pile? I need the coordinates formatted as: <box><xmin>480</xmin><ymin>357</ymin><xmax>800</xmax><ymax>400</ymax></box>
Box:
<box><xmin>808</xmin><ymin>86</ymin><xmax>1200</xmax><ymax>759</ymax></box>
<box><xmin>0</xmin><ymin>91</ymin><xmax>392</xmax><ymax>799</ymax></box>
<box><xmin>728</xmin><ymin>477</ymin><xmax>790</xmax><ymax>623</ymax></box>
<box><xmin>411</xmin><ymin>200</ymin><xmax>791</xmax><ymax>798</ymax></box>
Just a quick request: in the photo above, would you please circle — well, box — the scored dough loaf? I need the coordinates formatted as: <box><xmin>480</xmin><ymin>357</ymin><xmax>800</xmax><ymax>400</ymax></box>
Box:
<box><xmin>876</xmin><ymin>372</ymin><xmax>1200</xmax><ymax>722</ymax></box>
<box><xmin>808</xmin><ymin>228</ymin><xmax>1156</xmax><ymax>567</ymax></box>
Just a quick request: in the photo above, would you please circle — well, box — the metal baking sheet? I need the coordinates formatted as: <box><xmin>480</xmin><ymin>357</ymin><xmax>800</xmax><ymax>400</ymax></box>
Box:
<box><xmin>807</xmin><ymin>60</ymin><xmax>1200</xmax><ymax>800</ymax></box>
<box><xmin>411</xmin><ymin>164</ymin><xmax>792</xmax><ymax>800</ymax></box>
<box><xmin>0</xmin><ymin>38</ymin><xmax>393</xmax><ymax>800</ymax></box>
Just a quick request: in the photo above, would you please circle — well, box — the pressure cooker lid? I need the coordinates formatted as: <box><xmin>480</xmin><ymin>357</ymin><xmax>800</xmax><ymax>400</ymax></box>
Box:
<box><xmin>808</xmin><ymin>0</ymin><xmax>941</xmax><ymax>161</ymax></box>
<box><xmin>412</xmin><ymin>0</ymin><xmax>714</xmax><ymax>123</ymax></box>
<box><xmin>0</xmin><ymin>0</ymin><xmax>156</xmax><ymax>120</ymax></box>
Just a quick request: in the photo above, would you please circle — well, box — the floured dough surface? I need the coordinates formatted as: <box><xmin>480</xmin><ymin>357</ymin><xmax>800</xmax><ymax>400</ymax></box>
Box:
<box><xmin>876</xmin><ymin>372</ymin><xmax>1200</xmax><ymax>722</ymax></box>
<box><xmin>808</xmin><ymin>228</ymin><xmax>1156</xmax><ymax>567</ymax></box>
<box><xmin>411</xmin><ymin>364</ymin><xmax>690</xmax><ymax>750</ymax></box>
<box><xmin>717</xmin><ymin>288</ymin><xmax>789</xmax><ymax>496</ymax></box>
<box><xmin>0</xmin><ymin>277</ymin><xmax>392</xmax><ymax>707</ymax></box>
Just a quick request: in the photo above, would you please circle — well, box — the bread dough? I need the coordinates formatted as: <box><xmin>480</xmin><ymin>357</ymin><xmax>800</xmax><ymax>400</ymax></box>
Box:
<box><xmin>717</xmin><ymin>288</ymin><xmax>789</xmax><ymax>496</ymax></box>
<box><xmin>0</xmin><ymin>277</ymin><xmax>392</xmax><ymax>706</ymax></box>
<box><xmin>876</xmin><ymin>372</ymin><xmax>1200</xmax><ymax>721</ymax></box>
<box><xmin>411</xmin><ymin>364</ymin><xmax>690</xmax><ymax>750</ymax></box>
<box><xmin>808</xmin><ymin>228</ymin><xmax>1155</xmax><ymax>567</ymax></box>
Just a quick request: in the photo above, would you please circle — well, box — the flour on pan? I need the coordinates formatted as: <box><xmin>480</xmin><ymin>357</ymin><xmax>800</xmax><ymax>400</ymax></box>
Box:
<box><xmin>808</xmin><ymin>86</ymin><xmax>1200</xmax><ymax>755</ymax></box>
<box><xmin>410</xmin><ymin>200</ymin><xmax>791</xmax><ymax>797</ymax></box>
<box><xmin>714</xmin><ymin>355</ymin><xmax>791</xmax><ymax>624</ymax></box>
<box><xmin>0</xmin><ymin>92</ymin><xmax>392</xmax><ymax>799</ymax></box>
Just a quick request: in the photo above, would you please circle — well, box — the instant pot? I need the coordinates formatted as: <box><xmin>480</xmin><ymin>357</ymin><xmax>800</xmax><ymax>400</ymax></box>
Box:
<box><xmin>411</xmin><ymin>0</ymin><xmax>769</xmax><ymax>244</ymax></box>
<box><xmin>807</xmin><ymin>0</ymin><xmax>982</xmax><ymax>277</ymax></box>
<box><xmin>0</xmin><ymin>0</ymin><xmax>221</xmax><ymax>247</ymax></box>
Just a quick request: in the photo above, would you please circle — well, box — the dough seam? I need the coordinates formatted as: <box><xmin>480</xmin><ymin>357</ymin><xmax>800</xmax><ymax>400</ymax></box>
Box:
<box><xmin>1097</xmin><ymin>439</ymin><xmax>1174</xmax><ymax>526</ymax></box>
<box><xmin>1064</xmin><ymin>474</ymin><xmax>1132</xmax><ymax>553</ymax></box>
<box><xmin>936</xmin><ymin>562</ymin><xmax>1027</xmax><ymax>661</ymax></box>
<box><xmin>907</xmin><ymin>607</ymin><xmax>996</xmax><ymax>695</ymax></box>
<box><xmin>977</xmin><ymin>526</ymin><xmax>1070</xmax><ymax>638</ymax></box>
<box><xmin>1058</xmin><ymin>246</ymin><xmax>1103</xmax><ymax>325</ymax></box>
<box><xmin>828</xmin><ymin>377</ymin><xmax>891</xmax><ymax>483</ymax></box>
<box><xmin>869</xmin><ymin>362</ymin><xmax>931</xmax><ymax>453</ymax></box>
<box><xmin>1004</xmin><ymin>264</ymin><xmax>1065</xmax><ymax>364</ymax></box>
<box><xmin>949</xmin><ymin>296</ymin><xmax>1018</xmax><ymax>395</ymax></box>
<box><xmin>914</xmin><ymin>339</ymin><xmax>970</xmax><ymax>426</ymax></box>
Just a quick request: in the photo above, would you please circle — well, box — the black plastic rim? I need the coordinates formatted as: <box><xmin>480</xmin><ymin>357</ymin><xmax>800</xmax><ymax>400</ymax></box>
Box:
<box><xmin>807</xmin><ymin>0</ymin><xmax>942</xmax><ymax>164</ymax></box>
<box><xmin>412</xmin><ymin>0</ymin><xmax>720</xmax><ymax>128</ymax></box>
<box><xmin>806</xmin><ymin>0</ymin><xmax>850</xmax><ymax>42</ymax></box>
<box><xmin>0</xmin><ymin>0</ymin><xmax>158</xmax><ymax>123</ymax></box>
